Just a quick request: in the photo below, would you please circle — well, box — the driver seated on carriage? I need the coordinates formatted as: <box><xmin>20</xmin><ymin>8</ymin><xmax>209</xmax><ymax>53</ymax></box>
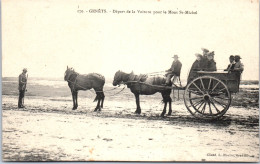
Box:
<box><xmin>165</xmin><ymin>54</ymin><xmax>182</xmax><ymax>86</ymax></box>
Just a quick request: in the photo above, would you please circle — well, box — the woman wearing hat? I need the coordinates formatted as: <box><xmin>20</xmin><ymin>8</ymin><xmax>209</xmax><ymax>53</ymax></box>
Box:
<box><xmin>204</xmin><ymin>51</ymin><xmax>217</xmax><ymax>71</ymax></box>
<box><xmin>191</xmin><ymin>53</ymin><xmax>203</xmax><ymax>71</ymax></box>
<box><xmin>187</xmin><ymin>53</ymin><xmax>203</xmax><ymax>81</ymax></box>
<box><xmin>200</xmin><ymin>48</ymin><xmax>210</xmax><ymax>70</ymax></box>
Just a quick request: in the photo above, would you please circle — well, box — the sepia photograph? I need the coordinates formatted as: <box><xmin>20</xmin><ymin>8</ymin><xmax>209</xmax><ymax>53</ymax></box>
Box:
<box><xmin>2</xmin><ymin>0</ymin><xmax>259</xmax><ymax>162</ymax></box>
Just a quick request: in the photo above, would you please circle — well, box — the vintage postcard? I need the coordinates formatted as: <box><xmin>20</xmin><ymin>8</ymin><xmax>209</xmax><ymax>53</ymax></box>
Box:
<box><xmin>2</xmin><ymin>0</ymin><xmax>259</xmax><ymax>162</ymax></box>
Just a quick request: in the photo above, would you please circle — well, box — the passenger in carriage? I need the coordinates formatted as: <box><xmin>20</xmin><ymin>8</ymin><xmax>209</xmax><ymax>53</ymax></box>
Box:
<box><xmin>187</xmin><ymin>53</ymin><xmax>203</xmax><ymax>81</ymax></box>
<box><xmin>233</xmin><ymin>55</ymin><xmax>244</xmax><ymax>73</ymax></box>
<box><xmin>190</xmin><ymin>53</ymin><xmax>203</xmax><ymax>71</ymax></box>
<box><xmin>201</xmin><ymin>48</ymin><xmax>210</xmax><ymax>70</ymax></box>
<box><xmin>201</xmin><ymin>48</ymin><xmax>209</xmax><ymax>59</ymax></box>
<box><xmin>224</xmin><ymin>55</ymin><xmax>236</xmax><ymax>72</ymax></box>
<box><xmin>204</xmin><ymin>51</ymin><xmax>217</xmax><ymax>71</ymax></box>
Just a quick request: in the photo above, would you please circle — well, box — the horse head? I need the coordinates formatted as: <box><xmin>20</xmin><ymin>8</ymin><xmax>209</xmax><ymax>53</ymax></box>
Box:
<box><xmin>64</xmin><ymin>66</ymin><xmax>75</xmax><ymax>81</ymax></box>
<box><xmin>113</xmin><ymin>70</ymin><xmax>123</xmax><ymax>86</ymax></box>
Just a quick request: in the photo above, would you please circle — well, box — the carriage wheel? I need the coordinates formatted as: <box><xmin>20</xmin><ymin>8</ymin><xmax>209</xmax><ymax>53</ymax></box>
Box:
<box><xmin>184</xmin><ymin>76</ymin><xmax>231</xmax><ymax>120</ymax></box>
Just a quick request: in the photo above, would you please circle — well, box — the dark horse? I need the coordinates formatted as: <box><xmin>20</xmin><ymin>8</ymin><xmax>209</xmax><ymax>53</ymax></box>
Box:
<box><xmin>64</xmin><ymin>66</ymin><xmax>105</xmax><ymax>111</ymax></box>
<box><xmin>113</xmin><ymin>71</ymin><xmax>172</xmax><ymax>117</ymax></box>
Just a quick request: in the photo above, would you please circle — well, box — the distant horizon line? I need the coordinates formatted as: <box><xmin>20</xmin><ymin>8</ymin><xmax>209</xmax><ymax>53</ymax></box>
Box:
<box><xmin>2</xmin><ymin>76</ymin><xmax>259</xmax><ymax>81</ymax></box>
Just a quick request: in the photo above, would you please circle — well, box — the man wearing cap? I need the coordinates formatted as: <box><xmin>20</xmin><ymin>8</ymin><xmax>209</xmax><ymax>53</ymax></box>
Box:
<box><xmin>233</xmin><ymin>55</ymin><xmax>244</xmax><ymax>72</ymax></box>
<box><xmin>165</xmin><ymin>55</ymin><xmax>182</xmax><ymax>85</ymax></box>
<box><xmin>18</xmin><ymin>68</ymin><xmax>28</xmax><ymax>108</ymax></box>
<box><xmin>224</xmin><ymin>55</ymin><xmax>236</xmax><ymax>72</ymax></box>
<box><xmin>204</xmin><ymin>51</ymin><xmax>217</xmax><ymax>71</ymax></box>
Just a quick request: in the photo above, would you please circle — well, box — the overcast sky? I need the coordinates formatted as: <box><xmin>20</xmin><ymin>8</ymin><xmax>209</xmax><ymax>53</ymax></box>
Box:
<box><xmin>2</xmin><ymin>0</ymin><xmax>259</xmax><ymax>80</ymax></box>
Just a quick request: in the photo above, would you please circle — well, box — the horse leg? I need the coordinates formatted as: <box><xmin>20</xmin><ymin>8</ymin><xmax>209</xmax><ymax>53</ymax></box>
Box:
<box><xmin>75</xmin><ymin>91</ymin><xmax>78</xmax><ymax>109</ymax></box>
<box><xmin>94</xmin><ymin>93</ymin><xmax>101</xmax><ymax>112</ymax></box>
<box><xmin>134</xmin><ymin>93</ymin><xmax>141</xmax><ymax>114</ymax></box>
<box><xmin>101</xmin><ymin>92</ymin><xmax>105</xmax><ymax>109</ymax></box>
<box><xmin>167</xmin><ymin>95</ymin><xmax>172</xmax><ymax>116</ymax></box>
<box><xmin>71</xmin><ymin>91</ymin><xmax>76</xmax><ymax>110</ymax></box>
<box><xmin>161</xmin><ymin>94</ymin><xmax>167</xmax><ymax>117</ymax></box>
<box><xmin>98</xmin><ymin>94</ymin><xmax>102</xmax><ymax>111</ymax></box>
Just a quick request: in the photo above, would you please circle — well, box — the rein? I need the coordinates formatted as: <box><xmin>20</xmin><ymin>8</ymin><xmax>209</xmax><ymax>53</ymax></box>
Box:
<box><xmin>110</xmin><ymin>86</ymin><xmax>126</xmax><ymax>96</ymax></box>
<box><xmin>124</xmin><ymin>81</ymin><xmax>183</xmax><ymax>90</ymax></box>
<box><xmin>146</xmin><ymin>71</ymin><xmax>165</xmax><ymax>76</ymax></box>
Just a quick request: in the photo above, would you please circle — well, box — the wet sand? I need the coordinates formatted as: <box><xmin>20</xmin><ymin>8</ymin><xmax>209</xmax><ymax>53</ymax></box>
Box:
<box><xmin>2</xmin><ymin>95</ymin><xmax>259</xmax><ymax>162</ymax></box>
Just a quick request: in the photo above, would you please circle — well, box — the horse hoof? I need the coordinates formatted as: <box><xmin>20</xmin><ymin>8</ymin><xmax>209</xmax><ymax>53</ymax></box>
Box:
<box><xmin>160</xmin><ymin>114</ymin><xmax>165</xmax><ymax>117</ymax></box>
<box><xmin>72</xmin><ymin>108</ymin><xmax>76</xmax><ymax>110</ymax></box>
<box><xmin>167</xmin><ymin>113</ymin><xmax>172</xmax><ymax>116</ymax></box>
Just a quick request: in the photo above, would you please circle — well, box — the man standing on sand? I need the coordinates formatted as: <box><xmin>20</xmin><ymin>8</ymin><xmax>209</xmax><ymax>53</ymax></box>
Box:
<box><xmin>18</xmin><ymin>68</ymin><xmax>28</xmax><ymax>108</ymax></box>
<box><xmin>165</xmin><ymin>54</ymin><xmax>182</xmax><ymax>85</ymax></box>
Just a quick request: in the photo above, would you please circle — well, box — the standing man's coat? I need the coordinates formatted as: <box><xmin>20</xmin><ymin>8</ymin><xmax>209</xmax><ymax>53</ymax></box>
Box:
<box><xmin>18</xmin><ymin>68</ymin><xmax>27</xmax><ymax>108</ymax></box>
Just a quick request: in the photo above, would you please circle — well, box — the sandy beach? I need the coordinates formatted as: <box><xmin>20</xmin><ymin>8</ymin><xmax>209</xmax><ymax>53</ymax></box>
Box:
<box><xmin>2</xmin><ymin>84</ymin><xmax>259</xmax><ymax>162</ymax></box>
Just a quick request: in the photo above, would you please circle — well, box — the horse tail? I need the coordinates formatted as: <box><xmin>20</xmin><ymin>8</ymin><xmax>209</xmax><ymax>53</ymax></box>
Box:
<box><xmin>93</xmin><ymin>95</ymin><xmax>98</xmax><ymax>102</ymax></box>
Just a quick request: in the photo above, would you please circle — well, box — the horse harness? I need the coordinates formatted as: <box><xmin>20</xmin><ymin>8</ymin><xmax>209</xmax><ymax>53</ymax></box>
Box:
<box><xmin>66</xmin><ymin>73</ymin><xmax>121</xmax><ymax>95</ymax></box>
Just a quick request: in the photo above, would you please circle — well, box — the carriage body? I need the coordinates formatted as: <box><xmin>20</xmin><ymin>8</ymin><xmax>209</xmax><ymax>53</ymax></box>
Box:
<box><xmin>187</xmin><ymin>71</ymin><xmax>241</xmax><ymax>93</ymax></box>
<box><xmin>184</xmin><ymin>70</ymin><xmax>242</xmax><ymax>120</ymax></box>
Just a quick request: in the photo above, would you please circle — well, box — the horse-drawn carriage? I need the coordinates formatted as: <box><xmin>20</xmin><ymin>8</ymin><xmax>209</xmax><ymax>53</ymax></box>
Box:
<box><xmin>115</xmin><ymin>70</ymin><xmax>241</xmax><ymax>120</ymax></box>
<box><xmin>65</xmin><ymin>66</ymin><xmax>241</xmax><ymax>121</ymax></box>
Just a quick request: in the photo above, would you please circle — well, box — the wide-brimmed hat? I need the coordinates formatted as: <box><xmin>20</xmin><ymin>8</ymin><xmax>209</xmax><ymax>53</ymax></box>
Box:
<box><xmin>172</xmin><ymin>55</ymin><xmax>179</xmax><ymax>58</ymax></box>
<box><xmin>201</xmin><ymin>48</ymin><xmax>209</xmax><ymax>53</ymax></box>
<box><xmin>195</xmin><ymin>53</ymin><xmax>203</xmax><ymax>58</ymax></box>
<box><xmin>235</xmin><ymin>55</ymin><xmax>241</xmax><ymax>59</ymax></box>
<box><xmin>229</xmin><ymin>55</ymin><xmax>235</xmax><ymax>58</ymax></box>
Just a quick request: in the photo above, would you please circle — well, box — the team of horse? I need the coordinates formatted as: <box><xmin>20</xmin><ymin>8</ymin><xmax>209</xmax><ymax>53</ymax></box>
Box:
<box><xmin>64</xmin><ymin>66</ymin><xmax>173</xmax><ymax>117</ymax></box>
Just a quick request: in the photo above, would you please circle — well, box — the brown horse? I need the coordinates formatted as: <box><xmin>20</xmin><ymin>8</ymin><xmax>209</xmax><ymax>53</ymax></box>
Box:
<box><xmin>64</xmin><ymin>66</ymin><xmax>105</xmax><ymax>111</ymax></box>
<box><xmin>113</xmin><ymin>71</ymin><xmax>172</xmax><ymax>117</ymax></box>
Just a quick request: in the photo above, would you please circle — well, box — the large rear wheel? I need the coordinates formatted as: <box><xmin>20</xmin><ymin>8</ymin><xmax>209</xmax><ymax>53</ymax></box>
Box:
<box><xmin>184</xmin><ymin>76</ymin><xmax>231</xmax><ymax>120</ymax></box>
